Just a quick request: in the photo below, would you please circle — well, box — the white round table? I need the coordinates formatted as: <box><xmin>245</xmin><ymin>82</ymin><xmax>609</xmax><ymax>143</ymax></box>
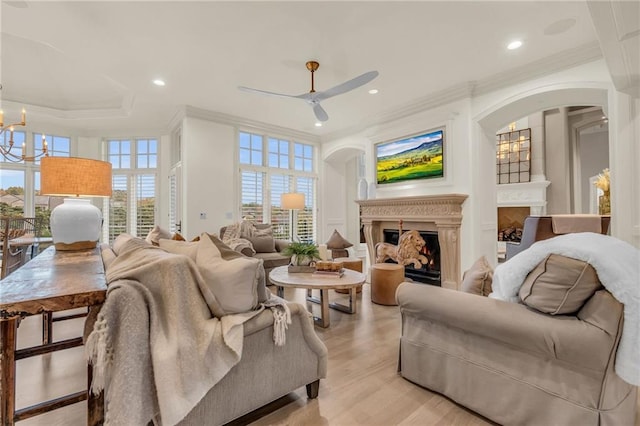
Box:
<box><xmin>269</xmin><ymin>265</ymin><xmax>366</xmax><ymax>328</ymax></box>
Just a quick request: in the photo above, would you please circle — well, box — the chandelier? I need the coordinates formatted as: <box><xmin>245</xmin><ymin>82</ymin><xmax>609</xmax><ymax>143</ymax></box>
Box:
<box><xmin>0</xmin><ymin>109</ymin><xmax>49</xmax><ymax>162</ymax></box>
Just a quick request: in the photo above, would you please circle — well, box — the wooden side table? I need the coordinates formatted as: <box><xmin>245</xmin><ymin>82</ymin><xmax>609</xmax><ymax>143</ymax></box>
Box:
<box><xmin>0</xmin><ymin>246</ymin><xmax>107</xmax><ymax>425</ymax></box>
<box><xmin>370</xmin><ymin>263</ymin><xmax>405</xmax><ymax>305</ymax></box>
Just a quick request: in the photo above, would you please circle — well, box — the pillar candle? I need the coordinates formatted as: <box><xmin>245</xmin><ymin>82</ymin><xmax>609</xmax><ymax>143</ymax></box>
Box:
<box><xmin>318</xmin><ymin>244</ymin><xmax>328</xmax><ymax>261</ymax></box>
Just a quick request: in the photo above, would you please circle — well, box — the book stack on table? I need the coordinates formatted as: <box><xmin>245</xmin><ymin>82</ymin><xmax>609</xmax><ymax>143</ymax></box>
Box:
<box><xmin>314</xmin><ymin>260</ymin><xmax>345</xmax><ymax>277</ymax></box>
<box><xmin>313</xmin><ymin>269</ymin><xmax>344</xmax><ymax>277</ymax></box>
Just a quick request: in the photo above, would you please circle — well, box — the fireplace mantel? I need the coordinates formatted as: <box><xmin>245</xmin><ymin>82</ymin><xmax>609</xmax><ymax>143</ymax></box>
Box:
<box><xmin>357</xmin><ymin>194</ymin><xmax>468</xmax><ymax>289</ymax></box>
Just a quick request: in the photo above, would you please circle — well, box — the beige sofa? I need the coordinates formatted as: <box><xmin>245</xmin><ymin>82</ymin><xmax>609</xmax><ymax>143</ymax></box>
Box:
<box><xmin>95</xmin><ymin>238</ymin><xmax>326</xmax><ymax>425</ymax></box>
<box><xmin>396</xmin><ymin>283</ymin><xmax>637</xmax><ymax>425</ymax></box>
<box><xmin>220</xmin><ymin>224</ymin><xmax>291</xmax><ymax>279</ymax></box>
<box><xmin>179</xmin><ymin>302</ymin><xmax>327</xmax><ymax>425</ymax></box>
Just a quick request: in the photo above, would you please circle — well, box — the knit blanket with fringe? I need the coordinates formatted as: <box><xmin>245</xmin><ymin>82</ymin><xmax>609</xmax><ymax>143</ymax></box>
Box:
<box><xmin>86</xmin><ymin>239</ymin><xmax>290</xmax><ymax>426</ymax></box>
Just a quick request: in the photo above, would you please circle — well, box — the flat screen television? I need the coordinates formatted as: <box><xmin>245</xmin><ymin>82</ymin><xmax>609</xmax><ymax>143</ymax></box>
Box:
<box><xmin>375</xmin><ymin>127</ymin><xmax>444</xmax><ymax>185</ymax></box>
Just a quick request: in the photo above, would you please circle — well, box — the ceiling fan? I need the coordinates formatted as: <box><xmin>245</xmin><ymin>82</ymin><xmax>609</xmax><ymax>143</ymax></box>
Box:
<box><xmin>238</xmin><ymin>61</ymin><xmax>379</xmax><ymax>122</ymax></box>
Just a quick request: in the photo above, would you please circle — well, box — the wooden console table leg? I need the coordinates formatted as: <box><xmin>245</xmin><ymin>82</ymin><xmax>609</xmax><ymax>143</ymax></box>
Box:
<box><xmin>42</xmin><ymin>312</ymin><xmax>53</xmax><ymax>345</ymax></box>
<box><xmin>1</xmin><ymin>318</ymin><xmax>18</xmax><ymax>426</ymax></box>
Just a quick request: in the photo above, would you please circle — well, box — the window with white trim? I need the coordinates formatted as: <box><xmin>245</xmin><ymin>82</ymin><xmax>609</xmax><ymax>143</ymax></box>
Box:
<box><xmin>239</xmin><ymin>131</ymin><xmax>317</xmax><ymax>242</ymax></box>
<box><xmin>0</xmin><ymin>131</ymin><xmax>70</xmax><ymax>237</ymax></box>
<box><xmin>104</xmin><ymin>138</ymin><xmax>158</xmax><ymax>241</ymax></box>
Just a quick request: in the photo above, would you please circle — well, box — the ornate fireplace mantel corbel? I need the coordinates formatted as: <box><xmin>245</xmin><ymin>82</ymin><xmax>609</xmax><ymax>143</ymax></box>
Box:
<box><xmin>357</xmin><ymin>194</ymin><xmax>468</xmax><ymax>289</ymax></box>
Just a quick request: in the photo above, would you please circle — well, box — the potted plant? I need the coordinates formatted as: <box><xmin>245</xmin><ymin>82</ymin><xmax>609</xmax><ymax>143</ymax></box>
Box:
<box><xmin>283</xmin><ymin>242</ymin><xmax>320</xmax><ymax>266</ymax></box>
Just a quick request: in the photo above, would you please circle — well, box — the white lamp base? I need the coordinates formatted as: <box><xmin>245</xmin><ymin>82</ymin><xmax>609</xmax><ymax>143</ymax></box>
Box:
<box><xmin>50</xmin><ymin>198</ymin><xmax>103</xmax><ymax>251</ymax></box>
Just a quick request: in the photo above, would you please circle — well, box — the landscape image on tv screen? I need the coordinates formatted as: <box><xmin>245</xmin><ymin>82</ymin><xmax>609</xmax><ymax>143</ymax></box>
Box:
<box><xmin>376</xmin><ymin>129</ymin><xmax>444</xmax><ymax>185</ymax></box>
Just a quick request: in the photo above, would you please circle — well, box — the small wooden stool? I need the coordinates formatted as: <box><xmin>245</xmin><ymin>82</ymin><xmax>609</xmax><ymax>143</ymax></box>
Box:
<box><xmin>334</xmin><ymin>257</ymin><xmax>363</xmax><ymax>294</ymax></box>
<box><xmin>371</xmin><ymin>263</ymin><xmax>405</xmax><ymax>305</ymax></box>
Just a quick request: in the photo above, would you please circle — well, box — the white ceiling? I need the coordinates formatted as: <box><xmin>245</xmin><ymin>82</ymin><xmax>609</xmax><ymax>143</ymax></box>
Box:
<box><xmin>0</xmin><ymin>1</ymin><xmax>630</xmax><ymax>140</ymax></box>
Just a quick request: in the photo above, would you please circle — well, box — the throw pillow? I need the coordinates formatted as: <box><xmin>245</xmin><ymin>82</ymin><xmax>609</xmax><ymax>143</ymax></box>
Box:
<box><xmin>172</xmin><ymin>232</ymin><xmax>186</xmax><ymax>241</ymax></box>
<box><xmin>326</xmin><ymin>229</ymin><xmax>353</xmax><ymax>249</ymax></box>
<box><xmin>248</xmin><ymin>235</ymin><xmax>276</xmax><ymax>253</ymax></box>
<box><xmin>460</xmin><ymin>256</ymin><xmax>493</xmax><ymax>296</ymax></box>
<box><xmin>145</xmin><ymin>225</ymin><xmax>172</xmax><ymax>246</ymax></box>
<box><xmin>159</xmin><ymin>239</ymin><xmax>198</xmax><ymax>260</ymax></box>
<box><xmin>253</xmin><ymin>223</ymin><xmax>273</xmax><ymax>237</ymax></box>
<box><xmin>206</xmin><ymin>233</ymin><xmax>269</xmax><ymax>303</ymax></box>
<box><xmin>195</xmin><ymin>233</ymin><xmax>263</xmax><ymax>314</ymax></box>
<box><xmin>519</xmin><ymin>254</ymin><xmax>603</xmax><ymax>315</ymax></box>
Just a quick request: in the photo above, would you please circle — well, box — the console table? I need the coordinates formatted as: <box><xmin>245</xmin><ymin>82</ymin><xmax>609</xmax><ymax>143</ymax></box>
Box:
<box><xmin>0</xmin><ymin>246</ymin><xmax>106</xmax><ymax>425</ymax></box>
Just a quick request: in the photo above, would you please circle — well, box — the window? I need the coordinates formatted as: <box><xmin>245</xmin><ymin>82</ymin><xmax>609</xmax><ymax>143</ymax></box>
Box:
<box><xmin>268</xmin><ymin>138</ymin><xmax>289</xmax><ymax>169</ymax></box>
<box><xmin>0</xmin><ymin>169</ymin><xmax>25</xmax><ymax>216</ymax></box>
<box><xmin>1</xmin><ymin>132</ymin><xmax>70</xmax><ymax>237</ymax></box>
<box><xmin>239</xmin><ymin>131</ymin><xmax>317</xmax><ymax>242</ymax></box>
<box><xmin>496</xmin><ymin>127</ymin><xmax>531</xmax><ymax>184</ymax></box>
<box><xmin>104</xmin><ymin>138</ymin><xmax>158</xmax><ymax>241</ymax></box>
<box><xmin>34</xmin><ymin>133</ymin><xmax>70</xmax><ymax>164</ymax></box>
<box><xmin>0</xmin><ymin>130</ymin><xmax>25</xmax><ymax>163</ymax></box>
<box><xmin>240</xmin><ymin>171</ymin><xmax>265</xmax><ymax>223</ymax></box>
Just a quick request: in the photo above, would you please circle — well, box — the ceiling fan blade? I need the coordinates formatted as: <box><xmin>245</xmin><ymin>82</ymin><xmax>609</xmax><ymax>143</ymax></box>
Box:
<box><xmin>238</xmin><ymin>86</ymin><xmax>303</xmax><ymax>99</ymax></box>
<box><xmin>313</xmin><ymin>103</ymin><xmax>329</xmax><ymax>122</ymax></box>
<box><xmin>316</xmin><ymin>70</ymin><xmax>379</xmax><ymax>101</ymax></box>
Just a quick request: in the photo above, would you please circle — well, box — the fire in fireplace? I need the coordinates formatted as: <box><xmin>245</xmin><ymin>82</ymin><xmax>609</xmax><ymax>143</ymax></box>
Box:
<box><xmin>382</xmin><ymin>229</ymin><xmax>441</xmax><ymax>286</ymax></box>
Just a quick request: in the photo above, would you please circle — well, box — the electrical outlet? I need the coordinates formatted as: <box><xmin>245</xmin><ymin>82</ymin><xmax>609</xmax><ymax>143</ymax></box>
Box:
<box><xmin>200</xmin><ymin>212</ymin><xmax>206</xmax><ymax>220</ymax></box>
<box><xmin>225</xmin><ymin>212</ymin><xmax>232</xmax><ymax>220</ymax></box>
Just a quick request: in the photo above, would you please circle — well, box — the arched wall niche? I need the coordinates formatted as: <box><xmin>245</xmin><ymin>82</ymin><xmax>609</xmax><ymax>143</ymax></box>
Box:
<box><xmin>321</xmin><ymin>145</ymin><xmax>366</xmax><ymax>248</ymax></box>
<box><xmin>471</xmin><ymin>85</ymin><xmax>610</xmax><ymax>263</ymax></box>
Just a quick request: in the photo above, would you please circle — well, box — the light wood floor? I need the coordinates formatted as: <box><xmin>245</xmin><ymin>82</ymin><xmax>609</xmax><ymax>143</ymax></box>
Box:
<box><xmin>12</xmin><ymin>284</ymin><xmax>640</xmax><ymax>425</ymax></box>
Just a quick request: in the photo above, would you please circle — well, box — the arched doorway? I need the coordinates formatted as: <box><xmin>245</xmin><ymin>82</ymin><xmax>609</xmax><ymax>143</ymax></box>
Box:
<box><xmin>471</xmin><ymin>85</ymin><xmax>610</xmax><ymax>262</ymax></box>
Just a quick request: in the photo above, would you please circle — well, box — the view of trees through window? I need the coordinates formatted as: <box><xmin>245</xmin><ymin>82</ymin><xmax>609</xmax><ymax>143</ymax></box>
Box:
<box><xmin>104</xmin><ymin>139</ymin><xmax>157</xmax><ymax>242</ymax></box>
<box><xmin>239</xmin><ymin>131</ymin><xmax>317</xmax><ymax>242</ymax></box>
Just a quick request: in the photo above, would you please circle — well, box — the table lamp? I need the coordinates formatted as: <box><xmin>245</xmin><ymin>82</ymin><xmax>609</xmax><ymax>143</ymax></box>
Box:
<box><xmin>281</xmin><ymin>192</ymin><xmax>305</xmax><ymax>241</ymax></box>
<box><xmin>40</xmin><ymin>157</ymin><xmax>112</xmax><ymax>250</ymax></box>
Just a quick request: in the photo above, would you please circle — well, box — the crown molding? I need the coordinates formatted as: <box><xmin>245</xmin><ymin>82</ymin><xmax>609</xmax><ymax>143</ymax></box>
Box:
<box><xmin>178</xmin><ymin>105</ymin><xmax>321</xmax><ymax>143</ymax></box>
<box><xmin>321</xmin><ymin>42</ymin><xmax>603</xmax><ymax>143</ymax></box>
<box><xmin>1</xmin><ymin>94</ymin><xmax>135</xmax><ymax>121</ymax></box>
<box><xmin>321</xmin><ymin>82</ymin><xmax>475</xmax><ymax>142</ymax></box>
<box><xmin>473</xmin><ymin>42</ymin><xmax>603</xmax><ymax>96</ymax></box>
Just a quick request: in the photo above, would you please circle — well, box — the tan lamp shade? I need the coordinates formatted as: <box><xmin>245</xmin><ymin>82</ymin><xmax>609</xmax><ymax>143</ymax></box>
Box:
<box><xmin>40</xmin><ymin>157</ymin><xmax>112</xmax><ymax>197</ymax></box>
<box><xmin>281</xmin><ymin>192</ymin><xmax>305</xmax><ymax>210</ymax></box>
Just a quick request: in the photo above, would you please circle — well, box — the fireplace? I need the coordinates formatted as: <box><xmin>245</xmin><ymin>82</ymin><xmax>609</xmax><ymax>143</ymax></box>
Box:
<box><xmin>357</xmin><ymin>194</ymin><xmax>467</xmax><ymax>290</ymax></box>
<box><xmin>497</xmin><ymin>206</ymin><xmax>530</xmax><ymax>242</ymax></box>
<box><xmin>382</xmin><ymin>229</ymin><xmax>441</xmax><ymax>285</ymax></box>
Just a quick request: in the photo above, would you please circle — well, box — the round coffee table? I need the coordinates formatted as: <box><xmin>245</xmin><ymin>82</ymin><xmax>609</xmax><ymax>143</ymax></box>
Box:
<box><xmin>269</xmin><ymin>265</ymin><xmax>366</xmax><ymax>328</ymax></box>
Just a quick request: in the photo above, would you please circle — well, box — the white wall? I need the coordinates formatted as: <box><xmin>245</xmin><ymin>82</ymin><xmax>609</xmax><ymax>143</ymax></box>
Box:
<box><xmin>181</xmin><ymin>117</ymin><xmax>236</xmax><ymax>239</ymax></box>
<box><xmin>544</xmin><ymin>107</ymin><xmax>571</xmax><ymax>214</ymax></box>
<box><xmin>578</xmin><ymin>129</ymin><xmax>609</xmax><ymax>213</ymax></box>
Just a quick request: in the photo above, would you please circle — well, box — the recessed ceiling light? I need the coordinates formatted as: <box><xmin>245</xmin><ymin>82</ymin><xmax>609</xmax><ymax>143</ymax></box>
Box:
<box><xmin>315</xmin><ymin>122</ymin><xmax>322</xmax><ymax>127</ymax></box>
<box><xmin>507</xmin><ymin>40</ymin><xmax>523</xmax><ymax>50</ymax></box>
<box><xmin>368</xmin><ymin>89</ymin><xmax>379</xmax><ymax>95</ymax></box>
<box><xmin>153</xmin><ymin>79</ymin><xmax>166</xmax><ymax>86</ymax></box>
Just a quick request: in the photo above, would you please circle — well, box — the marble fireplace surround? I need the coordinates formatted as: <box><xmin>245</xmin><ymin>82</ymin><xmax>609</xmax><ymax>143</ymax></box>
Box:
<box><xmin>357</xmin><ymin>194</ymin><xmax>468</xmax><ymax>290</ymax></box>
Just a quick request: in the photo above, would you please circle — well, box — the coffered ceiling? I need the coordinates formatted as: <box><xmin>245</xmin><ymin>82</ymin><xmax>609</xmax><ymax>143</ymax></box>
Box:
<box><xmin>0</xmin><ymin>1</ymin><xmax>637</xmax><ymax>139</ymax></box>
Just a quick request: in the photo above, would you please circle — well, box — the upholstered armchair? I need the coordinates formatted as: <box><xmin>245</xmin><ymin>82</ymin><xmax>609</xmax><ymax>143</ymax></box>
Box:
<box><xmin>397</xmin><ymin>233</ymin><xmax>638</xmax><ymax>426</ymax></box>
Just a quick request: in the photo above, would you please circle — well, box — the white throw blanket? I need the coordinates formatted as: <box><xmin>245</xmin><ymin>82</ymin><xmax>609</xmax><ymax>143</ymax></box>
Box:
<box><xmin>222</xmin><ymin>220</ymin><xmax>256</xmax><ymax>255</ymax></box>
<box><xmin>490</xmin><ymin>232</ymin><xmax>640</xmax><ymax>386</ymax></box>
<box><xmin>86</xmin><ymin>238</ymin><xmax>289</xmax><ymax>425</ymax></box>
